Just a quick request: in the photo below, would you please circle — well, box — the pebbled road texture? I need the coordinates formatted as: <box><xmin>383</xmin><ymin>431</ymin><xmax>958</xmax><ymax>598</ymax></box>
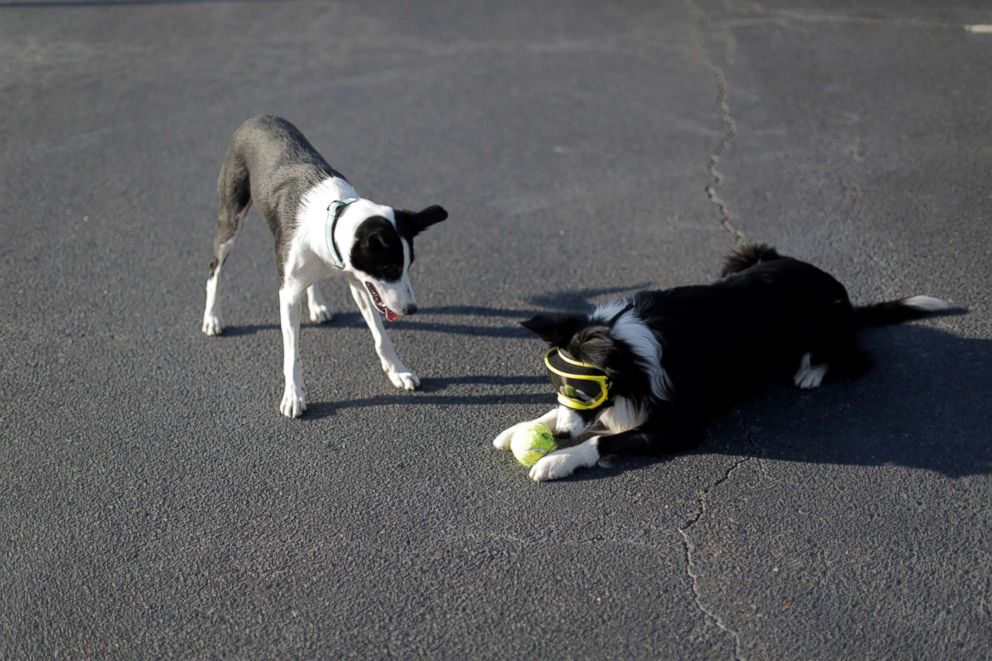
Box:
<box><xmin>1</xmin><ymin>1</ymin><xmax>990</xmax><ymax>658</ymax></box>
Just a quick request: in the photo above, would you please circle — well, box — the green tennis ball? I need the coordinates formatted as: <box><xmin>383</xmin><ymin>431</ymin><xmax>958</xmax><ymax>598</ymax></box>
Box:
<box><xmin>510</xmin><ymin>423</ymin><xmax>557</xmax><ymax>468</ymax></box>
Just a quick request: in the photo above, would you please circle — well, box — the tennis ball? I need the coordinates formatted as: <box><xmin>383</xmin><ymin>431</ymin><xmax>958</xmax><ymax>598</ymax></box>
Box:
<box><xmin>510</xmin><ymin>423</ymin><xmax>557</xmax><ymax>468</ymax></box>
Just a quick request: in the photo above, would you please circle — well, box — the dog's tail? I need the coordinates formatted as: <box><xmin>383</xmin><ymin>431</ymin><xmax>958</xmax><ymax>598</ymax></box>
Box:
<box><xmin>854</xmin><ymin>296</ymin><xmax>954</xmax><ymax>327</ymax></box>
<box><xmin>720</xmin><ymin>242</ymin><xmax>783</xmax><ymax>277</ymax></box>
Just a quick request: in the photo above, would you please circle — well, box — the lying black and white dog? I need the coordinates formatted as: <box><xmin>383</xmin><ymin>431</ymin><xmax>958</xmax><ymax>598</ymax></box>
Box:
<box><xmin>201</xmin><ymin>116</ymin><xmax>447</xmax><ymax>417</ymax></box>
<box><xmin>494</xmin><ymin>244</ymin><xmax>953</xmax><ymax>481</ymax></box>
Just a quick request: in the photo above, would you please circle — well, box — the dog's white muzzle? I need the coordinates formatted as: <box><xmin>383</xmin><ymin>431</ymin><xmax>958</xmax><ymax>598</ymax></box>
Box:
<box><xmin>365</xmin><ymin>277</ymin><xmax>417</xmax><ymax>321</ymax></box>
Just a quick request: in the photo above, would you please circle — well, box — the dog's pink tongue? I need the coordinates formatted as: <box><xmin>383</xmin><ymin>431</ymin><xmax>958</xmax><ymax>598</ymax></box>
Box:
<box><xmin>385</xmin><ymin>309</ymin><xmax>399</xmax><ymax>322</ymax></box>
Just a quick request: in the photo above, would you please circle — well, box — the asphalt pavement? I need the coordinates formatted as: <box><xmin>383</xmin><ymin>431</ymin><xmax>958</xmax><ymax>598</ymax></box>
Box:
<box><xmin>1</xmin><ymin>0</ymin><xmax>990</xmax><ymax>658</ymax></box>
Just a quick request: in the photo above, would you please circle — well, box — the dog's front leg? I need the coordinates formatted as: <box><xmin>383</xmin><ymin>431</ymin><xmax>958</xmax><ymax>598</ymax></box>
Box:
<box><xmin>492</xmin><ymin>408</ymin><xmax>561</xmax><ymax>450</ymax></box>
<box><xmin>529</xmin><ymin>410</ymin><xmax>703</xmax><ymax>481</ymax></box>
<box><xmin>347</xmin><ymin>279</ymin><xmax>419</xmax><ymax>391</ymax></box>
<box><xmin>528</xmin><ymin>435</ymin><xmax>607</xmax><ymax>482</ymax></box>
<box><xmin>278</xmin><ymin>285</ymin><xmax>307</xmax><ymax>418</ymax></box>
<box><xmin>528</xmin><ymin>429</ymin><xmax>656</xmax><ymax>482</ymax></box>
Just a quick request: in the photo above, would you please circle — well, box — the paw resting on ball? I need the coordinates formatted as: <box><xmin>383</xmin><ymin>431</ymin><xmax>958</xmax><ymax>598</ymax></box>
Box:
<box><xmin>526</xmin><ymin>438</ymin><xmax>602</xmax><ymax>482</ymax></box>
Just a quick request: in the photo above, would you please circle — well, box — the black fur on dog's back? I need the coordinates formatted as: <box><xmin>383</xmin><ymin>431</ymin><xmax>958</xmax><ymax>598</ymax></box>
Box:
<box><xmin>722</xmin><ymin>243</ymin><xmax>953</xmax><ymax>328</ymax></box>
<box><xmin>637</xmin><ymin>255</ymin><xmax>858</xmax><ymax>412</ymax></box>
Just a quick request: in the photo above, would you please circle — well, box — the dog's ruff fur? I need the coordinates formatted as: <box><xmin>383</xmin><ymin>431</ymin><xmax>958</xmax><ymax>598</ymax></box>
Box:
<box><xmin>494</xmin><ymin>243</ymin><xmax>955</xmax><ymax>481</ymax></box>
<box><xmin>201</xmin><ymin>116</ymin><xmax>447</xmax><ymax>417</ymax></box>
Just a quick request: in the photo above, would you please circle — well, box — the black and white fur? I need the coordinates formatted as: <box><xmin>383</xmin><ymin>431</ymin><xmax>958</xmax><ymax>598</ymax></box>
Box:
<box><xmin>201</xmin><ymin>116</ymin><xmax>447</xmax><ymax>417</ymax></box>
<box><xmin>494</xmin><ymin>244</ymin><xmax>954</xmax><ymax>481</ymax></box>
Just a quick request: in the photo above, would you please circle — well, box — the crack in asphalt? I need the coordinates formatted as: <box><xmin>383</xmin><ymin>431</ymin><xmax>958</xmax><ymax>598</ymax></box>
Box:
<box><xmin>692</xmin><ymin>15</ymin><xmax>744</xmax><ymax>243</ymax></box>
<box><xmin>703</xmin><ymin>68</ymin><xmax>741</xmax><ymax>242</ymax></box>
<box><xmin>676</xmin><ymin>405</ymin><xmax>762</xmax><ymax>659</ymax></box>
<box><xmin>677</xmin><ymin>451</ymin><xmax>749</xmax><ymax>661</ymax></box>
<box><xmin>675</xmin><ymin>8</ymin><xmax>757</xmax><ymax>656</ymax></box>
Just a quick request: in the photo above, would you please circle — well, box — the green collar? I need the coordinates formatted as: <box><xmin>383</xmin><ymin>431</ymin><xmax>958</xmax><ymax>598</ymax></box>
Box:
<box><xmin>326</xmin><ymin>197</ymin><xmax>358</xmax><ymax>269</ymax></box>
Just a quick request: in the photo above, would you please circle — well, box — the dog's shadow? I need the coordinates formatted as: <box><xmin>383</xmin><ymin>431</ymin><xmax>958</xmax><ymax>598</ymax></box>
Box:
<box><xmin>289</xmin><ymin>285</ymin><xmax>651</xmax><ymax>417</ymax></box>
<box><xmin>218</xmin><ymin>283</ymin><xmax>652</xmax><ymax>339</ymax></box>
<box><xmin>734</xmin><ymin>323</ymin><xmax>992</xmax><ymax>478</ymax></box>
<box><xmin>305</xmin><ymin>374</ymin><xmax>549</xmax><ymax>419</ymax></box>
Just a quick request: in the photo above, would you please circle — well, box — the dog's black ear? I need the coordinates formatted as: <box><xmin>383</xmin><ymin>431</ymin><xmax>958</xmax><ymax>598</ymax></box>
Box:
<box><xmin>520</xmin><ymin>314</ymin><xmax>583</xmax><ymax>345</ymax></box>
<box><xmin>395</xmin><ymin>205</ymin><xmax>448</xmax><ymax>237</ymax></box>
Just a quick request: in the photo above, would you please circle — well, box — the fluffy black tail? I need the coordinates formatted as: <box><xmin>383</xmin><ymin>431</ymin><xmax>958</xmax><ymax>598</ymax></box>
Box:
<box><xmin>720</xmin><ymin>243</ymin><xmax>783</xmax><ymax>277</ymax></box>
<box><xmin>854</xmin><ymin>296</ymin><xmax>953</xmax><ymax>327</ymax></box>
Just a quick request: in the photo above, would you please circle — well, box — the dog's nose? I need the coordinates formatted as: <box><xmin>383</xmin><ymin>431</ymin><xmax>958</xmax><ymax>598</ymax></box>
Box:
<box><xmin>403</xmin><ymin>303</ymin><xmax>417</xmax><ymax>315</ymax></box>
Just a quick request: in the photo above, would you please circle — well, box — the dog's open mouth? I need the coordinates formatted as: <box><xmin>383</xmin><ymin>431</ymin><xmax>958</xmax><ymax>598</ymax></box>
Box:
<box><xmin>365</xmin><ymin>282</ymin><xmax>399</xmax><ymax>322</ymax></box>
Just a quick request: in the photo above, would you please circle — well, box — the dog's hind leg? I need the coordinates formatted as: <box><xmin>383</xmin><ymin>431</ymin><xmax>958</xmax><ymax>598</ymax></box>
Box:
<box><xmin>306</xmin><ymin>283</ymin><xmax>333</xmax><ymax>323</ymax></box>
<box><xmin>202</xmin><ymin>151</ymin><xmax>252</xmax><ymax>336</ymax></box>
<box><xmin>792</xmin><ymin>303</ymin><xmax>865</xmax><ymax>389</ymax></box>
<box><xmin>795</xmin><ymin>336</ymin><xmax>870</xmax><ymax>388</ymax></box>
<box><xmin>793</xmin><ymin>352</ymin><xmax>829</xmax><ymax>390</ymax></box>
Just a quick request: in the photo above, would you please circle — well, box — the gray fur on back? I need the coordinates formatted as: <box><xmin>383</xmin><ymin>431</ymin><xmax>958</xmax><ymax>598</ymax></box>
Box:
<box><xmin>217</xmin><ymin>115</ymin><xmax>349</xmax><ymax>275</ymax></box>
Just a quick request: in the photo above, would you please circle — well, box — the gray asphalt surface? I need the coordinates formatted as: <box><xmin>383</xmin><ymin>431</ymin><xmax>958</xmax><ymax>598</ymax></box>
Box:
<box><xmin>2</xmin><ymin>1</ymin><xmax>991</xmax><ymax>658</ymax></box>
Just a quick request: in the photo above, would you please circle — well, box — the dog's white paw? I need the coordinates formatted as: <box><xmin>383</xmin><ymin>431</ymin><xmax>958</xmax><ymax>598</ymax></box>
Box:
<box><xmin>202</xmin><ymin>314</ymin><xmax>224</xmax><ymax>336</ymax></box>
<box><xmin>794</xmin><ymin>368</ymin><xmax>827</xmax><ymax>390</ymax></box>
<box><xmin>493</xmin><ymin>425</ymin><xmax>518</xmax><ymax>450</ymax></box>
<box><xmin>387</xmin><ymin>369</ymin><xmax>420</xmax><ymax>391</ymax></box>
<box><xmin>279</xmin><ymin>387</ymin><xmax>307</xmax><ymax>418</ymax></box>
<box><xmin>793</xmin><ymin>353</ymin><xmax>828</xmax><ymax>390</ymax></box>
<box><xmin>308</xmin><ymin>303</ymin><xmax>333</xmax><ymax>324</ymax></box>
<box><xmin>529</xmin><ymin>452</ymin><xmax>580</xmax><ymax>482</ymax></box>
<box><xmin>529</xmin><ymin>441</ymin><xmax>600</xmax><ymax>482</ymax></box>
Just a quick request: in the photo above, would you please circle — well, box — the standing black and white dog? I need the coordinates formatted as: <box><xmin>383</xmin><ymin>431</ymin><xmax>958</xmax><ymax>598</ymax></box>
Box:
<box><xmin>201</xmin><ymin>116</ymin><xmax>447</xmax><ymax>417</ymax></box>
<box><xmin>494</xmin><ymin>244</ymin><xmax>954</xmax><ymax>481</ymax></box>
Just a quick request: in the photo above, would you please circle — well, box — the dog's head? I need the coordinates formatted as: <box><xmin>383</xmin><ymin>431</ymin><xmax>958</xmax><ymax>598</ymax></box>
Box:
<box><xmin>521</xmin><ymin>301</ymin><xmax>666</xmax><ymax>439</ymax></box>
<box><xmin>339</xmin><ymin>201</ymin><xmax>447</xmax><ymax>321</ymax></box>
